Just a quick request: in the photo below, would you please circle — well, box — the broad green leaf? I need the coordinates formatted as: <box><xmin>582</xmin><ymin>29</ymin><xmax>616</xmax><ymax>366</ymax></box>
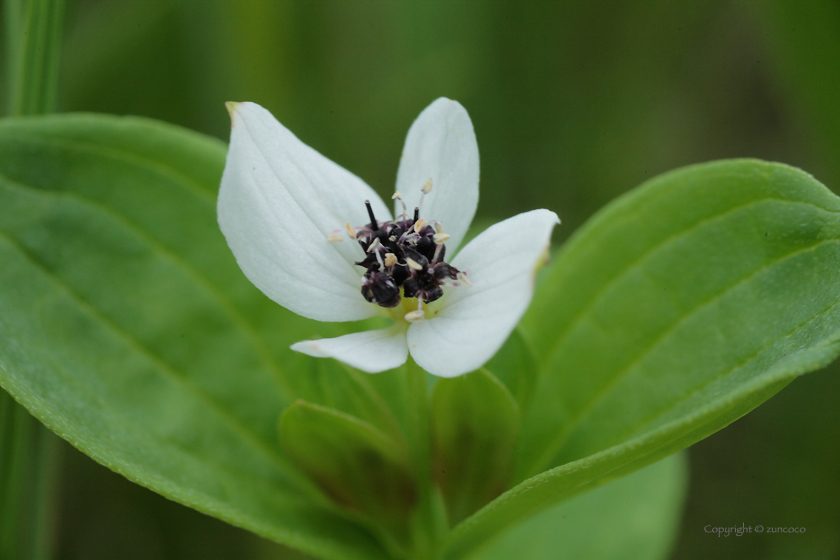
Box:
<box><xmin>471</xmin><ymin>453</ymin><xmax>687</xmax><ymax>560</ymax></box>
<box><xmin>441</xmin><ymin>160</ymin><xmax>840</xmax><ymax>559</ymax></box>
<box><xmin>0</xmin><ymin>114</ymin><xmax>390</xmax><ymax>560</ymax></box>
<box><xmin>279</xmin><ymin>401</ymin><xmax>415</xmax><ymax>553</ymax></box>
<box><xmin>431</xmin><ymin>370</ymin><xmax>519</xmax><ymax>526</ymax></box>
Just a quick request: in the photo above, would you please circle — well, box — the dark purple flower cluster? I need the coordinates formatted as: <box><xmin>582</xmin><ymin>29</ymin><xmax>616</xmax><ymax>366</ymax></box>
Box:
<box><xmin>354</xmin><ymin>201</ymin><xmax>460</xmax><ymax>309</ymax></box>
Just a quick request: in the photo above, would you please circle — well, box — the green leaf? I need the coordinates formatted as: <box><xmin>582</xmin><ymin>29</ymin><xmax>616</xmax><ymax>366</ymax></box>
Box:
<box><xmin>279</xmin><ymin>401</ymin><xmax>416</xmax><ymax>552</ymax></box>
<box><xmin>471</xmin><ymin>453</ymin><xmax>687</xmax><ymax>560</ymax></box>
<box><xmin>484</xmin><ymin>329</ymin><xmax>537</xmax><ymax>410</ymax></box>
<box><xmin>431</xmin><ymin>369</ymin><xmax>519</xmax><ymax>526</ymax></box>
<box><xmin>0</xmin><ymin>114</ymin><xmax>390</xmax><ymax>560</ymax></box>
<box><xmin>280</xmin><ymin>352</ymin><xmax>406</xmax><ymax>443</ymax></box>
<box><xmin>441</xmin><ymin>159</ymin><xmax>840</xmax><ymax>559</ymax></box>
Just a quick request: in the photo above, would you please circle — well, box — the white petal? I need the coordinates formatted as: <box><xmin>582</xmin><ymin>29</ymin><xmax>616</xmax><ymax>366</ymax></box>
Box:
<box><xmin>408</xmin><ymin>209</ymin><xmax>560</xmax><ymax>377</ymax></box>
<box><xmin>291</xmin><ymin>324</ymin><xmax>409</xmax><ymax>373</ymax></box>
<box><xmin>218</xmin><ymin>102</ymin><xmax>392</xmax><ymax>322</ymax></box>
<box><xmin>395</xmin><ymin>98</ymin><xmax>479</xmax><ymax>252</ymax></box>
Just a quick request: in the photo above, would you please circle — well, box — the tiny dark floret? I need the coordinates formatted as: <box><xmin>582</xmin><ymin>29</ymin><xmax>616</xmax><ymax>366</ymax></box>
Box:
<box><xmin>354</xmin><ymin>201</ymin><xmax>461</xmax><ymax>309</ymax></box>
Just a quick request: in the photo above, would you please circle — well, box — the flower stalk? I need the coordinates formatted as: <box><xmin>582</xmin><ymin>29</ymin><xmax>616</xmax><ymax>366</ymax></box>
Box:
<box><xmin>406</xmin><ymin>361</ymin><xmax>447</xmax><ymax>560</ymax></box>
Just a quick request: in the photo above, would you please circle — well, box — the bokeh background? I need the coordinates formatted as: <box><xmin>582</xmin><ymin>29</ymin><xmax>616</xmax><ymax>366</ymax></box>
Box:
<box><xmin>2</xmin><ymin>0</ymin><xmax>840</xmax><ymax>558</ymax></box>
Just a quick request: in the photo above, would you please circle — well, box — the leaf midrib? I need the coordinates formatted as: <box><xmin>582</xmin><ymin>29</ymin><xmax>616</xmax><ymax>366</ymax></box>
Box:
<box><xmin>0</xmin><ymin>171</ymin><xmax>288</xmax><ymax>393</ymax></box>
<box><xmin>0</xmin><ymin>128</ymin><xmax>218</xmax><ymax>203</ymax></box>
<box><xmin>587</xmin><ymin>295</ymin><xmax>840</xmax><ymax>455</ymax></box>
<box><xmin>0</xmin><ymin>228</ymin><xmax>307</xmax><ymax>486</ymax></box>
<box><xmin>537</xmin><ymin>196</ymin><xmax>840</xmax><ymax>367</ymax></box>
<box><xmin>528</xmin><ymin>233</ymin><xmax>839</xmax><ymax>474</ymax></box>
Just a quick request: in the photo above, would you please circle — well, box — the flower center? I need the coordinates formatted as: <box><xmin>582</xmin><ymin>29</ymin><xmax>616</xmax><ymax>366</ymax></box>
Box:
<box><xmin>330</xmin><ymin>180</ymin><xmax>470</xmax><ymax>322</ymax></box>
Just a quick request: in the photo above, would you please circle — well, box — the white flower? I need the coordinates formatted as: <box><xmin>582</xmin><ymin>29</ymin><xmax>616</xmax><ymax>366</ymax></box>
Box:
<box><xmin>218</xmin><ymin>98</ymin><xmax>559</xmax><ymax>378</ymax></box>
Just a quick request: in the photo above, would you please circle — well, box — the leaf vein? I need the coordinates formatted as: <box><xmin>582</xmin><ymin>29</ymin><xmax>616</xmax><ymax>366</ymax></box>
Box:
<box><xmin>0</xmin><ymin>228</ymin><xmax>302</xmax><ymax>480</ymax></box>
<box><xmin>533</xmin><ymin>236</ymin><xmax>837</xmax><ymax>472</ymax></box>
<box><xmin>1</xmin><ymin>132</ymin><xmax>217</xmax><ymax>204</ymax></box>
<box><xmin>596</xmin><ymin>296</ymin><xmax>840</xmax><ymax>451</ymax></box>
<box><xmin>540</xmin><ymin>197</ymin><xmax>840</xmax><ymax>366</ymax></box>
<box><xmin>0</xmin><ymin>171</ymin><xmax>287</xmax><ymax>392</ymax></box>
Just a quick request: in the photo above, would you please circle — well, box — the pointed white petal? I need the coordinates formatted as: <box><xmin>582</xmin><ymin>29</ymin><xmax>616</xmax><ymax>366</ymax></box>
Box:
<box><xmin>291</xmin><ymin>324</ymin><xmax>409</xmax><ymax>373</ymax></box>
<box><xmin>396</xmin><ymin>98</ymin><xmax>479</xmax><ymax>252</ymax></box>
<box><xmin>408</xmin><ymin>209</ymin><xmax>559</xmax><ymax>377</ymax></box>
<box><xmin>218</xmin><ymin>102</ymin><xmax>392</xmax><ymax>322</ymax></box>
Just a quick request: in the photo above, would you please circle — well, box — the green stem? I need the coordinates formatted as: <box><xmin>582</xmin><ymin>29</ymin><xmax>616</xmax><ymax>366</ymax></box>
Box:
<box><xmin>1</xmin><ymin>0</ymin><xmax>66</xmax><ymax>558</ymax></box>
<box><xmin>406</xmin><ymin>361</ymin><xmax>446</xmax><ymax>559</ymax></box>
<box><xmin>9</xmin><ymin>0</ymin><xmax>65</xmax><ymax>116</ymax></box>
<box><xmin>0</xmin><ymin>392</ymin><xmax>34</xmax><ymax>558</ymax></box>
<box><xmin>29</xmin><ymin>429</ymin><xmax>62</xmax><ymax>560</ymax></box>
<box><xmin>0</xmin><ymin>393</ymin><xmax>62</xmax><ymax>560</ymax></box>
<box><xmin>4</xmin><ymin>0</ymin><xmax>23</xmax><ymax>112</ymax></box>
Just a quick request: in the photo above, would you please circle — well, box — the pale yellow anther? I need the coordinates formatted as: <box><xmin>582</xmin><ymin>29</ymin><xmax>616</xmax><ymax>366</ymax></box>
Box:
<box><xmin>327</xmin><ymin>233</ymin><xmax>343</xmax><ymax>243</ymax></box>
<box><xmin>406</xmin><ymin>258</ymin><xmax>423</xmax><ymax>271</ymax></box>
<box><xmin>389</xmin><ymin>235</ymin><xmax>397</xmax><ymax>242</ymax></box>
<box><xmin>391</xmin><ymin>191</ymin><xmax>403</xmax><ymax>200</ymax></box>
<box><xmin>345</xmin><ymin>222</ymin><xmax>357</xmax><ymax>240</ymax></box>
<box><xmin>421</xmin><ymin>179</ymin><xmax>433</xmax><ymax>194</ymax></box>
<box><xmin>433</xmin><ymin>232</ymin><xmax>450</xmax><ymax>244</ymax></box>
<box><xmin>457</xmin><ymin>271</ymin><xmax>472</xmax><ymax>287</ymax></box>
<box><xmin>384</xmin><ymin>253</ymin><xmax>398</xmax><ymax>267</ymax></box>
<box><xmin>405</xmin><ymin>309</ymin><xmax>425</xmax><ymax>322</ymax></box>
<box><xmin>367</xmin><ymin>238</ymin><xmax>381</xmax><ymax>253</ymax></box>
<box><xmin>413</xmin><ymin>218</ymin><xmax>427</xmax><ymax>233</ymax></box>
<box><xmin>435</xmin><ymin>223</ymin><xmax>444</xmax><ymax>234</ymax></box>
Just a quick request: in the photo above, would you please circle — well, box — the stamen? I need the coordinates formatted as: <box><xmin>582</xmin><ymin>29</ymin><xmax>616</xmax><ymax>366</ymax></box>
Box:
<box><xmin>365</xmin><ymin>200</ymin><xmax>379</xmax><ymax>231</ymax></box>
<box><xmin>405</xmin><ymin>309</ymin><xmax>425</xmax><ymax>322</ymax></box>
<box><xmin>345</xmin><ymin>222</ymin><xmax>357</xmax><ymax>240</ymax></box>
<box><xmin>392</xmin><ymin>191</ymin><xmax>407</xmax><ymax>216</ymax></box>
<box><xmin>418</xmin><ymin>179</ymin><xmax>433</xmax><ymax>211</ymax></box>
<box><xmin>348</xmin><ymin>191</ymin><xmax>464</xmax><ymax>311</ymax></box>
<box><xmin>327</xmin><ymin>233</ymin><xmax>343</xmax><ymax>242</ymax></box>
<box><xmin>405</xmin><ymin>299</ymin><xmax>425</xmax><ymax>322</ymax></box>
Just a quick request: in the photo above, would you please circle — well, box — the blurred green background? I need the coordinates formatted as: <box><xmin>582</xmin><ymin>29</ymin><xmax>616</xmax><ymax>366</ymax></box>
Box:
<box><xmin>2</xmin><ymin>0</ymin><xmax>840</xmax><ymax>558</ymax></box>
